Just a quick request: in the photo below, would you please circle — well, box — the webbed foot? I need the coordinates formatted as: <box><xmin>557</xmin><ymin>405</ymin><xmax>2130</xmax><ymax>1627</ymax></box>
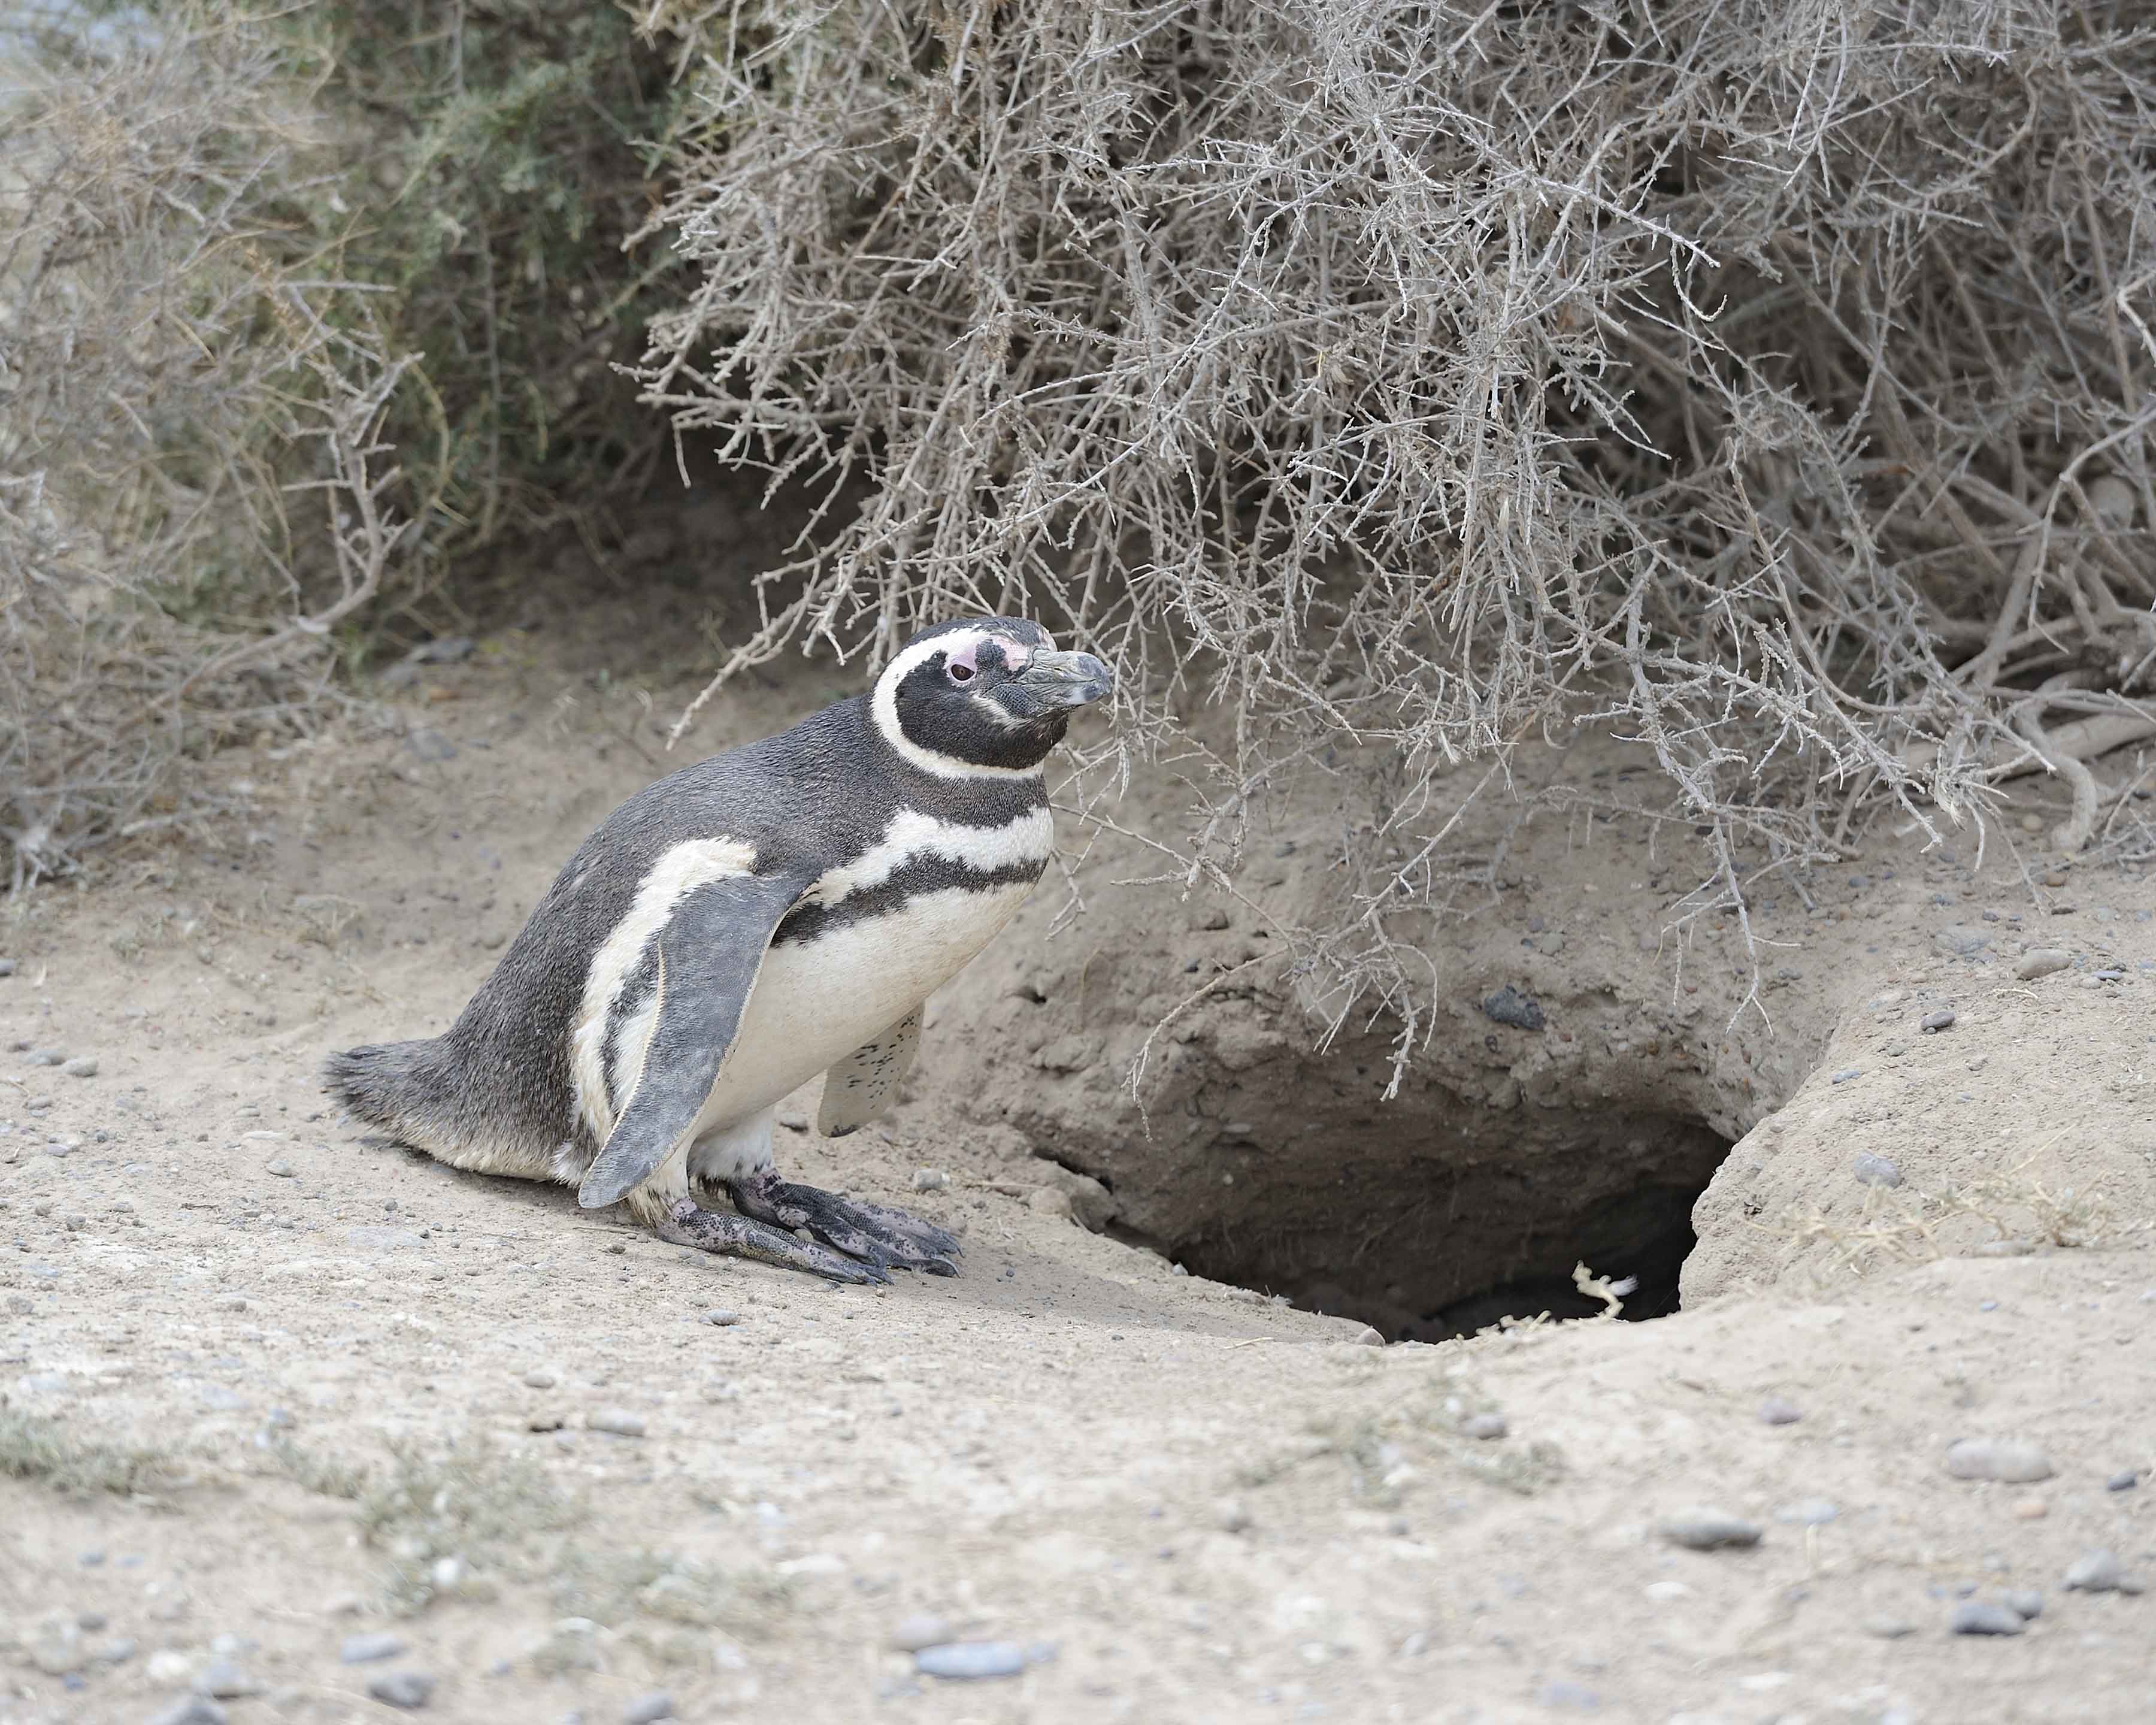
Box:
<box><xmin>657</xmin><ymin>1197</ymin><xmax>890</xmax><ymax>1285</ymax></box>
<box><xmin>726</xmin><ymin>1170</ymin><xmax>961</xmax><ymax>1277</ymax></box>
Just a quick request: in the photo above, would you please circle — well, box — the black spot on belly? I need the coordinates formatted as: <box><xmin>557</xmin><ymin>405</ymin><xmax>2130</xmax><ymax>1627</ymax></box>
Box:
<box><xmin>776</xmin><ymin>857</ymin><xmax>1045</xmax><ymax>945</ymax></box>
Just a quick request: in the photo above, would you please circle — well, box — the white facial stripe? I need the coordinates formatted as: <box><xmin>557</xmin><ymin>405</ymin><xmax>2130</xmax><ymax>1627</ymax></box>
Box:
<box><xmin>870</xmin><ymin>625</ymin><xmax>1057</xmax><ymax>780</ymax></box>
<box><xmin>571</xmin><ymin>836</ymin><xmax>758</xmax><ymax>1143</ymax></box>
<box><xmin>813</xmin><ymin>805</ymin><xmax>1054</xmax><ymax>906</ymax></box>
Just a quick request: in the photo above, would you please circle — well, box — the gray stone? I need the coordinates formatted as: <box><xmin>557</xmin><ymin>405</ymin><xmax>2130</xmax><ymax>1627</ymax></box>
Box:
<box><xmin>147</xmin><ymin>1700</ymin><xmax>229</xmax><ymax>1725</ymax></box>
<box><xmin>1462</xmin><ymin>1412</ymin><xmax>1508</xmax><ymax>1440</ymax></box>
<box><xmin>2004</xmin><ymin>1590</ymin><xmax>2044</xmax><ymax>1620</ymax></box>
<box><xmin>366</xmin><ymin>1670</ymin><xmax>435</xmax><ymax>1709</ymax></box>
<box><xmin>62</xmin><ymin>1055</ymin><xmax>98</xmax><ymax>1078</ymax></box>
<box><xmin>339</xmin><ymin>1633</ymin><xmax>406</xmax><ymax>1665</ymax></box>
<box><xmin>2015</xmin><ymin>948</ymin><xmax>2072</xmax><ymax>980</ymax></box>
<box><xmin>622</xmin><ymin>1695</ymin><xmax>674</xmax><ymax>1724</ymax></box>
<box><xmin>1657</xmin><ymin>1509</ymin><xmax>1763</xmax><ymax>1551</ymax></box>
<box><xmin>0</xmin><ymin>958</ymin><xmax>14</xmax><ymax>976</ymax></box>
<box><xmin>586</xmin><ymin>1409</ymin><xmax>646</xmax><ymax>1438</ymax></box>
<box><xmin>193</xmin><ymin>1660</ymin><xmax>261</xmax><ymax>1699</ymax></box>
<box><xmin>1949</xmin><ymin>1600</ymin><xmax>2025</xmax><ymax>1636</ymax></box>
<box><xmin>776</xmin><ymin>1110</ymin><xmax>809</xmax><ymax>1131</ymax></box>
<box><xmin>1773</xmin><ymin>1497</ymin><xmax>1839</xmax><ymax>1526</ymax></box>
<box><xmin>1536</xmin><ymin>1680</ymin><xmax>1601</xmax><ymax>1710</ymax></box>
<box><xmin>1852</xmin><ymin>1153</ymin><xmax>1903</xmax><ymax>1188</ymax></box>
<box><xmin>916</xmin><ymin>1641</ymin><xmax>1027</xmax><ymax>1680</ymax></box>
<box><xmin>1933</xmin><ymin>925</ymin><xmax>1991</xmax><ymax>957</ymax></box>
<box><xmin>27</xmin><ymin>1048</ymin><xmax>65</xmax><ymax>1066</ymax></box>
<box><xmin>1920</xmin><ymin>1009</ymin><xmax>1957</xmax><ymax>1033</ymax></box>
<box><xmin>701</xmin><ymin>1309</ymin><xmax>743</xmax><ymax>1327</ymax></box>
<box><xmin>2106</xmin><ymin>1469</ymin><xmax>2138</xmax><ymax>1491</ymax></box>
<box><xmin>265</xmin><ymin>1160</ymin><xmax>295</xmax><ymax>1178</ymax></box>
<box><xmin>1945</xmin><ymin>1438</ymin><xmax>2054</xmax><ymax>1483</ymax></box>
<box><xmin>1757</xmin><ymin>1395</ymin><xmax>1803</xmax><ymax>1426</ymax></box>
<box><xmin>1831</xmin><ymin>1067</ymin><xmax>1861</xmax><ymax>1084</ymax></box>
<box><xmin>1481</xmin><ymin>986</ymin><xmax>1544</xmax><ymax>1031</ymax></box>
<box><xmin>1864</xmin><ymin>1617</ymin><xmax>1917</xmax><ymax>1640</ymax></box>
<box><xmin>2064</xmin><ymin>1549</ymin><xmax>2124</xmax><ymax>1593</ymax></box>
<box><xmin>910</xmin><ymin>1169</ymin><xmax>949</xmax><ymax>1193</ymax></box>
<box><xmin>890</xmin><ymin>1614</ymin><xmax>954</xmax><ymax>1653</ymax></box>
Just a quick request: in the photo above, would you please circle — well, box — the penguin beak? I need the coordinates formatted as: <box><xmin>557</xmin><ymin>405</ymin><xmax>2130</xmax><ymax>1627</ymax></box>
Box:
<box><xmin>1009</xmin><ymin>649</ymin><xmax>1113</xmax><ymax>712</ymax></box>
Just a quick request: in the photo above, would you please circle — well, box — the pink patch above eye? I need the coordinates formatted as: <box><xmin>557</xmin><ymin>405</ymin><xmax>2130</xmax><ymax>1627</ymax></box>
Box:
<box><xmin>996</xmin><ymin>638</ymin><xmax>1033</xmax><ymax>670</ymax></box>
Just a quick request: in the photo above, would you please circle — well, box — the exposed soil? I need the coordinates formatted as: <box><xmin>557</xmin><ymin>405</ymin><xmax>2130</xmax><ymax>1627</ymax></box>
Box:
<box><xmin>4</xmin><ymin>558</ymin><xmax>2153</xmax><ymax>1724</ymax></box>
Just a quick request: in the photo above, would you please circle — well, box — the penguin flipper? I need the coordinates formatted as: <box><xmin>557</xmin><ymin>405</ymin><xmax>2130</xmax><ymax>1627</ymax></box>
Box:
<box><xmin>814</xmin><ymin>1007</ymin><xmax>922</xmax><ymax>1137</ymax></box>
<box><xmin>578</xmin><ymin>871</ymin><xmax>807</xmax><ymax>1209</ymax></box>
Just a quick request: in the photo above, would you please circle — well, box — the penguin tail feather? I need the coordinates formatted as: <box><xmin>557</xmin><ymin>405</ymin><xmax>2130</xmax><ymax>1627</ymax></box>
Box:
<box><xmin>323</xmin><ymin>1038</ymin><xmax>443</xmax><ymax>1141</ymax></box>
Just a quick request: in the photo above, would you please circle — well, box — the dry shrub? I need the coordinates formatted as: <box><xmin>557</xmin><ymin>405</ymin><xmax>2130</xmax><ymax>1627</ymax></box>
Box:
<box><xmin>1</xmin><ymin>5</ymin><xmax>410</xmax><ymax>887</ymax></box>
<box><xmin>633</xmin><ymin>0</ymin><xmax>2156</xmax><ymax>1078</ymax></box>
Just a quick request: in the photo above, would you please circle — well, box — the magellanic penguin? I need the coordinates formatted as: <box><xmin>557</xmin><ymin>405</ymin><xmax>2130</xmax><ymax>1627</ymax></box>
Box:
<box><xmin>326</xmin><ymin>618</ymin><xmax>1112</xmax><ymax>1283</ymax></box>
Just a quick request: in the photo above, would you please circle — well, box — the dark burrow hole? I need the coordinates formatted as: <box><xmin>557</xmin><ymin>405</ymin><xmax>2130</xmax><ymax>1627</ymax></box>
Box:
<box><xmin>1164</xmin><ymin>1112</ymin><xmax>1736</xmax><ymax>1343</ymax></box>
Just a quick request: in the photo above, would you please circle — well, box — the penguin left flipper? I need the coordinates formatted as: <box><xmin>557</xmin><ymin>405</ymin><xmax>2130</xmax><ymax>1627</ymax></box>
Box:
<box><xmin>816</xmin><ymin>1007</ymin><xmax>922</xmax><ymax>1137</ymax></box>
<box><xmin>577</xmin><ymin>871</ymin><xmax>810</xmax><ymax>1211</ymax></box>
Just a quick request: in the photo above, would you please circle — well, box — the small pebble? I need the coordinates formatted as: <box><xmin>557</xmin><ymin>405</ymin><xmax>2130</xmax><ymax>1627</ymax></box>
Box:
<box><xmin>1945</xmin><ymin>1438</ymin><xmax>2054</xmax><ymax>1483</ymax></box>
<box><xmin>910</xmin><ymin>1168</ymin><xmax>949</xmax><ymax>1192</ymax></box>
<box><xmin>1950</xmin><ymin>1600</ymin><xmax>2025</xmax><ymax>1636</ymax></box>
<box><xmin>265</xmin><ymin>1160</ymin><xmax>295</xmax><ymax>1178</ymax></box>
<box><xmin>1658</xmin><ymin>1509</ymin><xmax>1763</xmax><ymax>1551</ymax></box>
<box><xmin>891</xmin><ymin>1614</ymin><xmax>955</xmax><ymax>1653</ymax></box>
<box><xmin>0</xmin><ymin>958</ymin><xmax>14</xmax><ymax>976</ymax></box>
<box><xmin>1462</xmin><ymin>1412</ymin><xmax>1508</xmax><ymax>1440</ymax></box>
<box><xmin>340</xmin><ymin>1633</ymin><xmax>407</xmax><ymax>1665</ymax></box>
<box><xmin>1864</xmin><ymin>1617</ymin><xmax>1916</xmax><ymax>1640</ymax></box>
<box><xmin>1831</xmin><ymin>1067</ymin><xmax>1861</xmax><ymax>1084</ymax></box>
<box><xmin>26</xmin><ymin>1048</ymin><xmax>65</xmax><ymax>1065</ymax></box>
<box><xmin>367</xmin><ymin>1670</ymin><xmax>435</xmax><ymax>1709</ymax></box>
<box><xmin>62</xmin><ymin>1055</ymin><xmax>98</xmax><ymax>1078</ymax></box>
<box><xmin>2012</xmin><ymin>1496</ymin><xmax>2046</xmax><ymax>1520</ymax></box>
<box><xmin>2063</xmin><ymin>1549</ymin><xmax>2123</xmax><ymax>1593</ymax></box>
<box><xmin>586</xmin><ymin>1409</ymin><xmax>646</xmax><ymax>1438</ymax></box>
<box><xmin>2107</xmin><ymin>1469</ymin><xmax>2139</xmax><ymax>1491</ymax></box>
<box><xmin>193</xmin><ymin>1660</ymin><xmax>261</xmax><ymax>1699</ymax></box>
<box><xmin>2004</xmin><ymin>1590</ymin><xmax>2043</xmax><ymax>1620</ymax></box>
<box><xmin>1919</xmin><ymin>1009</ymin><xmax>1955</xmax><ymax>1033</ymax></box>
<box><xmin>701</xmin><ymin>1309</ymin><xmax>743</xmax><ymax>1327</ymax></box>
<box><xmin>622</xmin><ymin>1694</ymin><xmax>674</xmax><ymax>1724</ymax></box>
<box><xmin>1773</xmin><ymin>1497</ymin><xmax>1838</xmax><ymax>1526</ymax></box>
<box><xmin>1852</xmin><ymin>1153</ymin><xmax>1903</xmax><ymax>1188</ymax></box>
<box><xmin>148</xmin><ymin>1700</ymin><xmax>229</xmax><ymax>1725</ymax></box>
<box><xmin>1758</xmin><ymin>1395</ymin><xmax>1803</xmax><ymax>1426</ymax></box>
<box><xmin>1216</xmin><ymin>1499</ymin><xmax>1253</xmax><ymax>1534</ymax></box>
<box><xmin>916</xmin><ymin>1641</ymin><xmax>1028</xmax><ymax>1681</ymax></box>
<box><xmin>2015</xmin><ymin>948</ymin><xmax>2071</xmax><ymax>980</ymax></box>
<box><xmin>522</xmin><ymin>1370</ymin><xmax>556</xmax><ymax>1389</ymax></box>
<box><xmin>776</xmin><ymin>1110</ymin><xmax>809</xmax><ymax>1131</ymax></box>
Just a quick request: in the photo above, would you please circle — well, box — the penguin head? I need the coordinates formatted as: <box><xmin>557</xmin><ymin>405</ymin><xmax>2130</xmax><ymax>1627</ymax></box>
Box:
<box><xmin>874</xmin><ymin>616</ymin><xmax>1113</xmax><ymax>777</ymax></box>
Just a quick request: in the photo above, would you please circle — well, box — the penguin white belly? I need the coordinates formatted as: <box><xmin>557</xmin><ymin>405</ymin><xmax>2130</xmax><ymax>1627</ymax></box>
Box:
<box><xmin>690</xmin><ymin>879</ymin><xmax>1038</xmax><ymax>1131</ymax></box>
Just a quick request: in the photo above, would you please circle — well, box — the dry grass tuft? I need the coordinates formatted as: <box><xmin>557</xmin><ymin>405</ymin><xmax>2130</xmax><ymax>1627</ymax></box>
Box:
<box><xmin>634</xmin><ymin>0</ymin><xmax>2156</xmax><ymax>1075</ymax></box>
<box><xmin>0</xmin><ymin>1406</ymin><xmax>186</xmax><ymax>1499</ymax></box>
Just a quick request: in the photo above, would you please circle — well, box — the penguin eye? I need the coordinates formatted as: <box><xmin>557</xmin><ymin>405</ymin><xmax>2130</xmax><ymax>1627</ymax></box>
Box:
<box><xmin>947</xmin><ymin>659</ymin><xmax>975</xmax><ymax>684</ymax></box>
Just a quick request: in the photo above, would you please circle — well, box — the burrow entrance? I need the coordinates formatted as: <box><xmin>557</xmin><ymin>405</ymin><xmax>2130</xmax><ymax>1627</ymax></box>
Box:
<box><xmin>1147</xmin><ymin>1106</ymin><xmax>1734</xmax><ymax>1343</ymax></box>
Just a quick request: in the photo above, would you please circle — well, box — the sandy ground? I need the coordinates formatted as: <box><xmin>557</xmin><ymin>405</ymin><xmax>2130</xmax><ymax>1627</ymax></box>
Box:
<box><xmin>4</xmin><ymin>595</ymin><xmax>2154</xmax><ymax>1725</ymax></box>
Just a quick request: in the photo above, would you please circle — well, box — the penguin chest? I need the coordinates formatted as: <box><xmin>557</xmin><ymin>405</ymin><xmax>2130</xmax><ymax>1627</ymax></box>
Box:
<box><xmin>699</xmin><ymin>875</ymin><xmax>1040</xmax><ymax>1125</ymax></box>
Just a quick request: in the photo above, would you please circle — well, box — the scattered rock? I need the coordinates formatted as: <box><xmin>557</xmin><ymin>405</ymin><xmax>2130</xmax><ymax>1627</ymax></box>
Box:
<box><xmin>1216</xmin><ymin>1499</ymin><xmax>1253</xmax><ymax>1534</ymax></box>
<box><xmin>1462</xmin><ymin>1412</ymin><xmax>1508</xmax><ymax>1440</ymax></box>
<box><xmin>366</xmin><ymin>1669</ymin><xmax>435</xmax><ymax>1709</ymax></box>
<box><xmin>586</xmin><ymin>1409</ymin><xmax>646</xmax><ymax>1439</ymax></box>
<box><xmin>1757</xmin><ymin>1395</ymin><xmax>1803</xmax><ymax>1426</ymax></box>
<box><xmin>1852</xmin><ymin>1153</ymin><xmax>1903</xmax><ymax>1188</ymax></box>
<box><xmin>2012</xmin><ymin>1496</ymin><xmax>2048</xmax><ymax>1520</ymax></box>
<box><xmin>1537</xmin><ymin>1680</ymin><xmax>1601</xmax><ymax>1710</ymax></box>
<box><xmin>910</xmin><ymin>1169</ymin><xmax>949</xmax><ymax>1193</ymax></box>
<box><xmin>1658</xmin><ymin>1509</ymin><xmax>1763</xmax><ymax>1551</ymax></box>
<box><xmin>0</xmin><ymin>958</ymin><xmax>14</xmax><ymax>976</ymax></box>
<box><xmin>1949</xmin><ymin>1600</ymin><xmax>2025</xmax><ymax>1636</ymax></box>
<box><xmin>26</xmin><ymin>1048</ymin><xmax>65</xmax><ymax>1066</ymax></box>
<box><xmin>1864</xmin><ymin>1617</ymin><xmax>1917</xmax><ymax>1640</ymax></box>
<box><xmin>522</xmin><ymin>1370</ymin><xmax>556</xmax><ymax>1389</ymax></box>
<box><xmin>62</xmin><ymin>1055</ymin><xmax>98</xmax><ymax>1078</ymax></box>
<box><xmin>1919</xmin><ymin>1009</ymin><xmax>1956</xmax><ymax>1033</ymax></box>
<box><xmin>916</xmin><ymin>1641</ymin><xmax>1028</xmax><ymax>1681</ymax></box>
<box><xmin>1831</xmin><ymin>1067</ymin><xmax>1861</xmax><ymax>1084</ymax></box>
<box><xmin>1933</xmin><ymin>925</ymin><xmax>1991</xmax><ymax>957</ymax></box>
<box><xmin>1945</xmin><ymin>1438</ymin><xmax>2054</xmax><ymax>1483</ymax></box>
<box><xmin>2063</xmin><ymin>1550</ymin><xmax>2124</xmax><ymax>1593</ymax></box>
<box><xmin>889</xmin><ymin>1614</ymin><xmax>953</xmax><ymax>1653</ymax></box>
<box><xmin>622</xmin><ymin>1694</ymin><xmax>674</xmax><ymax>1724</ymax></box>
<box><xmin>2015</xmin><ymin>948</ymin><xmax>2072</xmax><ymax>980</ymax></box>
<box><xmin>2004</xmin><ymin>1590</ymin><xmax>2044</xmax><ymax>1620</ymax></box>
<box><xmin>193</xmin><ymin>1660</ymin><xmax>262</xmax><ymax>1699</ymax></box>
<box><xmin>2107</xmin><ymin>1470</ymin><xmax>2139</xmax><ymax>1492</ymax></box>
<box><xmin>265</xmin><ymin>1159</ymin><xmax>295</xmax><ymax>1178</ymax></box>
<box><xmin>701</xmin><ymin>1309</ymin><xmax>743</xmax><ymax>1327</ymax></box>
<box><xmin>340</xmin><ymin>1633</ymin><xmax>405</xmax><ymax>1665</ymax></box>
<box><xmin>777</xmin><ymin>1110</ymin><xmax>808</xmax><ymax>1131</ymax></box>
<box><xmin>148</xmin><ymin>1700</ymin><xmax>229</xmax><ymax>1725</ymax></box>
<box><xmin>1481</xmin><ymin>986</ymin><xmax>1544</xmax><ymax>1031</ymax></box>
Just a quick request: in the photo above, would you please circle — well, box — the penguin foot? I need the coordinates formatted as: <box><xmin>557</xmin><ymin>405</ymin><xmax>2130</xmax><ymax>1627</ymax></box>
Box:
<box><xmin>656</xmin><ymin>1198</ymin><xmax>891</xmax><ymax>1285</ymax></box>
<box><xmin>725</xmin><ymin>1170</ymin><xmax>962</xmax><ymax>1277</ymax></box>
